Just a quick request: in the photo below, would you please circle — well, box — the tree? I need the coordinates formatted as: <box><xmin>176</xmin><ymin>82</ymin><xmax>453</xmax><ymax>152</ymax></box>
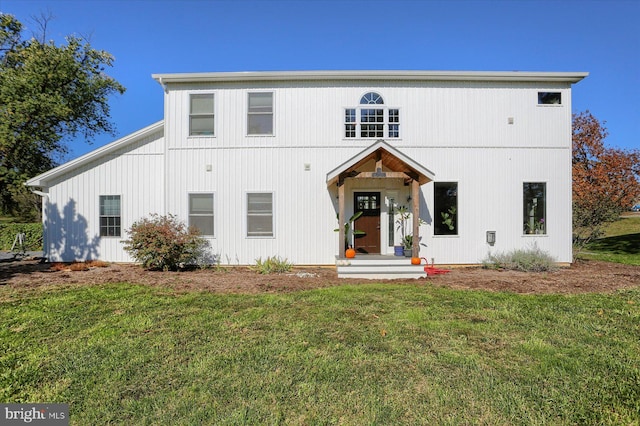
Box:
<box><xmin>572</xmin><ymin>111</ymin><xmax>640</xmax><ymax>256</ymax></box>
<box><xmin>0</xmin><ymin>13</ymin><xmax>125</xmax><ymax>220</ymax></box>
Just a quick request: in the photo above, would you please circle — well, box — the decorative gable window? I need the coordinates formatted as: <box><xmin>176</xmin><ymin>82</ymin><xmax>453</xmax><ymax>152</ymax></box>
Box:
<box><xmin>248</xmin><ymin>92</ymin><xmax>273</xmax><ymax>135</ymax></box>
<box><xmin>344</xmin><ymin>92</ymin><xmax>400</xmax><ymax>139</ymax></box>
<box><xmin>189</xmin><ymin>94</ymin><xmax>215</xmax><ymax>136</ymax></box>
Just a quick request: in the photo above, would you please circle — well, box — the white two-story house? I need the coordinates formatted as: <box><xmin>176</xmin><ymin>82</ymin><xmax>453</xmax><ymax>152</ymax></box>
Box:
<box><xmin>27</xmin><ymin>70</ymin><xmax>587</xmax><ymax>277</ymax></box>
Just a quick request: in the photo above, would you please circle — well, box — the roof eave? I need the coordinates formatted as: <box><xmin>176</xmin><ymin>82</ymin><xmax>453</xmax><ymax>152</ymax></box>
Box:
<box><xmin>152</xmin><ymin>70</ymin><xmax>589</xmax><ymax>85</ymax></box>
<box><xmin>26</xmin><ymin>121</ymin><xmax>164</xmax><ymax>188</ymax></box>
<box><xmin>326</xmin><ymin>140</ymin><xmax>435</xmax><ymax>187</ymax></box>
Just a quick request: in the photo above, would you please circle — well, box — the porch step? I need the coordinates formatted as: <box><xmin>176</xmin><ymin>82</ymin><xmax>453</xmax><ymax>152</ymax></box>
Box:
<box><xmin>336</xmin><ymin>256</ymin><xmax>427</xmax><ymax>279</ymax></box>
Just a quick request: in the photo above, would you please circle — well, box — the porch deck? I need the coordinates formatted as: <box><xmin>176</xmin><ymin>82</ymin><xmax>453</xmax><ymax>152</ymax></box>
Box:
<box><xmin>336</xmin><ymin>255</ymin><xmax>427</xmax><ymax>279</ymax></box>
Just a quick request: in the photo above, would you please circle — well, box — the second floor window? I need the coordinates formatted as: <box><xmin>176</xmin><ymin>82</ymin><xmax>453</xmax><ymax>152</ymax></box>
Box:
<box><xmin>345</xmin><ymin>92</ymin><xmax>400</xmax><ymax>139</ymax></box>
<box><xmin>189</xmin><ymin>94</ymin><xmax>215</xmax><ymax>136</ymax></box>
<box><xmin>248</xmin><ymin>92</ymin><xmax>273</xmax><ymax>135</ymax></box>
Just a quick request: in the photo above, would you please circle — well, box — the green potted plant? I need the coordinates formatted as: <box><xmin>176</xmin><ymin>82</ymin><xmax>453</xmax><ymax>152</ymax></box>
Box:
<box><xmin>395</xmin><ymin>206</ymin><xmax>426</xmax><ymax>257</ymax></box>
<box><xmin>395</xmin><ymin>206</ymin><xmax>410</xmax><ymax>256</ymax></box>
<box><xmin>402</xmin><ymin>234</ymin><xmax>413</xmax><ymax>257</ymax></box>
<box><xmin>441</xmin><ymin>206</ymin><xmax>456</xmax><ymax>232</ymax></box>
<box><xmin>334</xmin><ymin>211</ymin><xmax>365</xmax><ymax>256</ymax></box>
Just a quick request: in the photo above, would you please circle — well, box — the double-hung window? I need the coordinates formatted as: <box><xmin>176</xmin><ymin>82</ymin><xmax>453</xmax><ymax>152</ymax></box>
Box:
<box><xmin>523</xmin><ymin>183</ymin><xmax>546</xmax><ymax>234</ymax></box>
<box><xmin>99</xmin><ymin>195</ymin><xmax>121</xmax><ymax>237</ymax></box>
<box><xmin>344</xmin><ymin>92</ymin><xmax>400</xmax><ymax>139</ymax></box>
<box><xmin>247</xmin><ymin>192</ymin><xmax>273</xmax><ymax>237</ymax></box>
<box><xmin>248</xmin><ymin>92</ymin><xmax>273</xmax><ymax>135</ymax></box>
<box><xmin>189</xmin><ymin>193</ymin><xmax>214</xmax><ymax>236</ymax></box>
<box><xmin>189</xmin><ymin>94</ymin><xmax>215</xmax><ymax>136</ymax></box>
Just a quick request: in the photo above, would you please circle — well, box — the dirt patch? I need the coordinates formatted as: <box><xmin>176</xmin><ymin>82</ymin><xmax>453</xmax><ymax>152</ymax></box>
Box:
<box><xmin>1</xmin><ymin>257</ymin><xmax>639</xmax><ymax>295</ymax></box>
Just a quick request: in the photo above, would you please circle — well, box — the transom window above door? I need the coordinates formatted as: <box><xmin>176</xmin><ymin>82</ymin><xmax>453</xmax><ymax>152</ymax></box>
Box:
<box><xmin>344</xmin><ymin>92</ymin><xmax>400</xmax><ymax>139</ymax></box>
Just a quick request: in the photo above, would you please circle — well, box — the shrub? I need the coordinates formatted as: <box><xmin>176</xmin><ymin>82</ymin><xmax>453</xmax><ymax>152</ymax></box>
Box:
<box><xmin>0</xmin><ymin>223</ymin><xmax>42</xmax><ymax>251</ymax></box>
<box><xmin>250</xmin><ymin>256</ymin><xmax>293</xmax><ymax>274</ymax></box>
<box><xmin>122</xmin><ymin>214</ymin><xmax>209</xmax><ymax>271</ymax></box>
<box><xmin>483</xmin><ymin>245</ymin><xmax>558</xmax><ymax>272</ymax></box>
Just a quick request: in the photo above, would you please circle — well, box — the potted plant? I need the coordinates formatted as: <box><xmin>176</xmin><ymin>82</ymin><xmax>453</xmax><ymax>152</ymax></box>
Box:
<box><xmin>395</xmin><ymin>206</ymin><xmax>411</xmax><ymax>256</ymax></box>
<box><xmin>395</xmin><ymin>206</ymin><xmax>425</xmax><ymax>257</ymax></box>
<box><xmin>334</xmin><ymin>211</ymin><xmax>365</xmax><ymax>257</ymax></box>
<box><xmin>441</xmin><ymin>206</ymin><xmax>456</xmax><ymax>232</ymax></box>
<box><xmin>402</xmin><ymin>234</ymin><xmax>413</xmax><ymax>257</ymax></box>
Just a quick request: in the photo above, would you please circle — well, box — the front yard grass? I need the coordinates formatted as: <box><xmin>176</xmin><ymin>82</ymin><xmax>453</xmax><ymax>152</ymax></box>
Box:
<box><xmin>1</xmin><ymin>283</ymin><xmax>639</xmax><ymax>425</ymax></box>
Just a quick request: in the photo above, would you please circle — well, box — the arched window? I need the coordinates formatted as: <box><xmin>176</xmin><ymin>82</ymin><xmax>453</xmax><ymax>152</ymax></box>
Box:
<box><xmin>360</xmin><ymin>92</ymin><xmax>384</xmax><ymax>105</ymax></box>
<box><xmin>344</xmin><ymin>92</ymin><xmax>399</xmax><ymax>139</ymax></box>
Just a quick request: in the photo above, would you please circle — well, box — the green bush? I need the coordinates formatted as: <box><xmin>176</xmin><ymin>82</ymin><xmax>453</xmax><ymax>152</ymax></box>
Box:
<box><xmin>250</xmin><ymin>256</ymin><xmax>293</xmax><ymax>274</ymax></box>
<box><xmin>122</xmin><ymin>214</ymin><xmax>209</xmax><ymax>271</ymax></box>
<box><xmin>483</xmin><ymin>245</ymin><xmax>558</xmax><ymax>272</ymax></box>
<box><xmin>0</xmin><ymin>223</ymin><xmax>42</xmax><ymax>251</ymax></box>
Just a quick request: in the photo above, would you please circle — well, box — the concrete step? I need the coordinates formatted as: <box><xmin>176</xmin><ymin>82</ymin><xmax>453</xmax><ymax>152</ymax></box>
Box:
<box><xmin>336</xmin><ymin>256</ymin><xmax>427</xmax><ymax>279</ymax></box>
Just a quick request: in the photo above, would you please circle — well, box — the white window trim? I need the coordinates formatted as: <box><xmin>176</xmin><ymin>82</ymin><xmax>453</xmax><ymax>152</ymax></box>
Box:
<box><xmin>522</xmin><ymin>181</ymin><xmax>547</xmax><ymax>236</ymax></box>
<box><xmin>536</xmin><ymin>91</ymin><xmax>563</xmax><ymax>107</ymax></box>
<box><xmin>433</xmin><ymin>181</ymin><xmax>459</xmax><ymax>237</ymax></box>
<box><xmin>187</xmin><ymin>92</ymin><xmax>217</xmax><ymax>138</ymax></box>
<box><xmin>246</xmin><ymin>91</ymin><xmax>275</xmax><ymax>137</ymax></box>
<box><xmin>343</xmin><ymin>106</ymin><xmax>402</xmax><ymax>140</ymax></box>
<box><xmin>245</xmin><ymin>191</ymin><xmax>275</xmax><ymax>238</ymax></box>
<box><xmin>188</xmin><ymin>192</ymin><xmax>216</xmax><ymax>238</ymax></box>
<box><xmin>99</xmin><ymin>194</ymin><xmax>122</xmax><ymax>238</ymax></box>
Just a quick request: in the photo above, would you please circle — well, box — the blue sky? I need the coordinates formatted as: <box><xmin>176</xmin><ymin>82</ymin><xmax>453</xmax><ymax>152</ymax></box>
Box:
<box><xmin>2</xmin><ymin>0</ymin><xmax>639</xmax><ymax>160</ymax></box>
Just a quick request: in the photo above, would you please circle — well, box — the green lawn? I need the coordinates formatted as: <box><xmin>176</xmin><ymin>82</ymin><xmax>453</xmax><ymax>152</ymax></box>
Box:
<box><xmin>580</xmin><ymin>216</ymin><xmax>640</xmax><ymax>265</ymax></box>
<box><xmin>1</xmin><ymin>283</ymin><xmax>639</xmax><ymax>425</ymax></box>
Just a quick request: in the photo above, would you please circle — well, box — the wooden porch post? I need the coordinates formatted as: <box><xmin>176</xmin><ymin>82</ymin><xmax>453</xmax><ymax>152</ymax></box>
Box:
<box><xmin>412</xmin><ymin>179</ymin><xmax>420</xmax><ymax>258</ymax></box>
<box><xmin>338</xmin><ymin>182</ymin><xmax>345</xmax><ymax>258</ymax></box>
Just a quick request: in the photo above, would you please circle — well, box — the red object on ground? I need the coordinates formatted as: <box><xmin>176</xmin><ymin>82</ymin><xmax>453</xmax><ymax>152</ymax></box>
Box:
<box><xmin>424</xmin><ymin>266</ymin><xmax>451</xmax><ymax>276</ymax></box>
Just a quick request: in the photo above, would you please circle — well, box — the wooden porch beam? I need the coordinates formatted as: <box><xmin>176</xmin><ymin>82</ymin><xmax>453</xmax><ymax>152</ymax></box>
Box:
<box><xmin>412</xmin><ymin>179</ymin><xmax>420</xmax><ymax>258</ymax></box>
<box><xmin>338</xmin><ymin>183</ymin><xmax>345</xmax><ymax>258</ymax></box>
<box><xmin>354</xmin><ymin>171</ymin><xmax>408</xmax><ymax>179</ymax></box>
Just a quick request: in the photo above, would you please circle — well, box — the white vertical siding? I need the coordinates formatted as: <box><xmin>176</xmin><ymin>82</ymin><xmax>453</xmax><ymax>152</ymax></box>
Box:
<box><xmin>43</xmin><ymin>130</ymin><xmax>165</xmax><ymax>262</ymax></box>
<box><xmin>39</xmin><ymin>77</ymin><xmax>576</xmax><ymax>265</ymax></box>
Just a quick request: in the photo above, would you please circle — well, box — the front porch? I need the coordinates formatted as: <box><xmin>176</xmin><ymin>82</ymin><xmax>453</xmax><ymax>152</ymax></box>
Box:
<box><xmin>336</xmin><ymin>254</ymin><xmax>427</xmax><ymax>279</ymax></box>
<box><xmin>327</xmin><ymin>140</ymin><xmax>436</xmax><ymax>270</ymax></box>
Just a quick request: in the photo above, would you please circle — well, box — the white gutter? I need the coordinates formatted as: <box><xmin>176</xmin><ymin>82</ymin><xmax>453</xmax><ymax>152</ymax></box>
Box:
<box><xmin>30</xmin><ymin>190</ymin><xmax>49</xmax><ymax>198</ymax></box>
<box><xmin>152</xmin><ymin>70</ymin><xmax>589</xmax><ymax>85</ymax></box>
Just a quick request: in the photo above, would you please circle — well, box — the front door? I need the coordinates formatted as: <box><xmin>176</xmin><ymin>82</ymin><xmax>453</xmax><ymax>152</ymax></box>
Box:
<box><xmin>354</xmin><ymin>192</ymin><xmax>381</xmax><ymax>254</ymax></box>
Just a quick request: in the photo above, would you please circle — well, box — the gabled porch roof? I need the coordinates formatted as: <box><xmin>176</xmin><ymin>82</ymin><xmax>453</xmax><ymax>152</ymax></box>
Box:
<box><xmin>326</xmin><ymin>140</ymin><xmax>435</xmax><ymax>187</ymax></box>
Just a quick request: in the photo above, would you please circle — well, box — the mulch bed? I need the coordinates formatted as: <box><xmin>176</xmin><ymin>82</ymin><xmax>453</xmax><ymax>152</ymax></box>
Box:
<box><xmin>1</xmin><ymin>257</ymin><xmax>639</xmax><ymax>295</ymax></box>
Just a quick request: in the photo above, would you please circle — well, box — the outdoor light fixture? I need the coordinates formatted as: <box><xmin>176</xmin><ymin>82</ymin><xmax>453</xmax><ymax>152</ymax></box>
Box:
<box><xmin>486</xmin><ymin>231</ymin><xmax>496</xmax><ymax>246</ymax></box>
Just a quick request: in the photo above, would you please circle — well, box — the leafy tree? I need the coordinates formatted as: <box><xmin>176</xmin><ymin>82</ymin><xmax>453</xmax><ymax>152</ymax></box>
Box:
<box><xmin>0</xmin><ymin>13</ymin><xmax>125</xmax><ymax>220</ymax></box>
<box><xmin>572</xmin><ymin>111</ymin><xmax>640</xmax><ymax>256</ymax></box>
